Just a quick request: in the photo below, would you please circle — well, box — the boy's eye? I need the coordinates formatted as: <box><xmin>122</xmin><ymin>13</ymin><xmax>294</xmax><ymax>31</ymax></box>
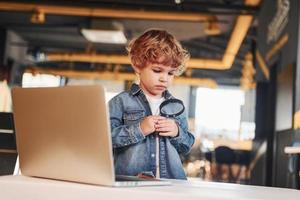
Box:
<box><xmin>153</xmin><ymin>69</ymin><xmax>161</xmax><ymax>73</ymax></box>
<box><xmin>168</xmin><ymin>72</ymin><xmax>175</xmax><ymax>75</ymax></box>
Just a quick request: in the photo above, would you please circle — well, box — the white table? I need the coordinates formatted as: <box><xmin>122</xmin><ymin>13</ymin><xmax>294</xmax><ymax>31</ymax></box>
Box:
<box><xmin>0</xmin><ymin>175</ymin><xmax>299</xmax><ymax>200</ymax></box>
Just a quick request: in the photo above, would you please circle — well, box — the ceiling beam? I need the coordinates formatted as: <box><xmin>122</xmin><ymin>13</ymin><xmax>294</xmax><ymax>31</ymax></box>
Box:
<box><xmin>27</xmin><ymin>67</ymin><xmax>218</xmax><ymax>88</ymax></box>
<box><xmin>0</xmin><ymin>2</ymin><xmax>214</xmax><ymax>22</ymax></box>
<box><xmin>222</xmin><ymin>15</ymin><xmax>253</xmax><ymax>67</ymax></box>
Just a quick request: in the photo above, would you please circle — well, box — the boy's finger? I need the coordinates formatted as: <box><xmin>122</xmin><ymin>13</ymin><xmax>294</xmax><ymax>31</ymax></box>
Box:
<box><xmin>155</xmin><ymin>116</ymin><xmax>166</xmax><ymax>120</ymax></box>
<box><xmin>157</xmin><ymin>120</ymin><xmax>174</xmax><ymax>126</ymax></box>
<box><xmin>159</xmin><ymin>131</ymin><xmax>172</xmax><ymax>136</ymax></box>
<box><xmin>156</xmin><ymin>119</ymin><xmax>169</xmax><ymax>124</ymax></box>
<box><xmin>156</xmin><ymin>126</ymin><xmax>171</xmax><ymax>132</ymax></box>
<box><xmin>155</xmin><ymin>123</ymin><xmax>169</xmax><ymax>128</ymax></box>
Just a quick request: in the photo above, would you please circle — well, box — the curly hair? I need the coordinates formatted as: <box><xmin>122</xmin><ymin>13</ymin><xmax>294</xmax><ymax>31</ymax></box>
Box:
<box><xmin>127</xmin><ymin>29</ymin><xmax>190</xmax><ymax>76</ymax></box>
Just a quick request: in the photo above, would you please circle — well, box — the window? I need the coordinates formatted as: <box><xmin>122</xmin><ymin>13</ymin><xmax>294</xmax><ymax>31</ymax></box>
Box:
<box><xmin>195</xmin><ymin>87</ymin><xmax>245</xmax><ymax>140</ymax></box>
<box><xmin>105</xmin><ymin>92</ymin><xmax>118</xmax><ymax>103</ymax></box>
<box><xmin>22</xmin><ymin>73</ymin><xmax>61</xmax><ymax>87</ymax></box>
<box><xmin>66</xmin><ymin>78</ymin><xmax>123</xmax><ymax>103</ymax></box>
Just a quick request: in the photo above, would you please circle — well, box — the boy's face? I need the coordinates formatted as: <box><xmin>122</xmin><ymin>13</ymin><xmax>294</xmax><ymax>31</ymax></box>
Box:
<box><xmin>135</xmin><ymin>62</ymin><xmax>176</xmax><ymax>98</ymax></box>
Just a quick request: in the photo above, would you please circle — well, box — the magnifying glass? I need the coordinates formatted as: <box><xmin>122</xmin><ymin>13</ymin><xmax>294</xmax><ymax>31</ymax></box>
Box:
<box><xmin>159</xmin><ymin>99</ymin><xmax>185</xmax><ymax>118</ymax></box>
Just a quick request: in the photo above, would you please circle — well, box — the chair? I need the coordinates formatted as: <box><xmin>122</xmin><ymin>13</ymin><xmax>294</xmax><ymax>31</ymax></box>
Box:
<box><xmin>214</xmin><ymin>146</ymin><xmax>236</xmax><ymax>182</ymax></box>
<box><xmin>0</xmin><ymin>112</ymin><xmax>18</xmax><ymax>175</ymax></box>
<box><xmin>235</xmin><ymin>150</ymin><xmax>252</xmax><ymax>183</ymax></box>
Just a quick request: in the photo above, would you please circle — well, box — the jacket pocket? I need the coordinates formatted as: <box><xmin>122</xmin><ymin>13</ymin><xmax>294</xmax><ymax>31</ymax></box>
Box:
<box><xmin>123</xmin><ymin>110</ymin><xmax>145</xmax><ymax>125</ymax></box>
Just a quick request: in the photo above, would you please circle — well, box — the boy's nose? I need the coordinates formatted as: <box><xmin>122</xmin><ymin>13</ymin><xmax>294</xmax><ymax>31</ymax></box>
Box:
<box><xmin>159</xmin><ymin>74</ymin><xmax>168</xmax><ymax>82</ymax></box>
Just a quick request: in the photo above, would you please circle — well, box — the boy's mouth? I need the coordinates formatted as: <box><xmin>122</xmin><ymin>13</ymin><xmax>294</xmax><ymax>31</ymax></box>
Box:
<box><xmin>155</xmin><ymin>85</ymin><xmax>167</xmax><ymax>90</ymax></box>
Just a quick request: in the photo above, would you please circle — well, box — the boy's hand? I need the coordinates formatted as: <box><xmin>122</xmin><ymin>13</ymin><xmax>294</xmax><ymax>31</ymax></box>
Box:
<box><xmin>155</xmin><ymin>118</ymin><xmax>179</xmax><ymax>138</ymax></box>
<box><xmin>140</xmin><ymin>116</ymin><xmax>165</xmax><ymax>136</ymax></box>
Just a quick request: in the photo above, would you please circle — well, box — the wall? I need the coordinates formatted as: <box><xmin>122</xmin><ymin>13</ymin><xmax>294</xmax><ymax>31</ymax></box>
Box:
<box><xmin>254</xmin><ymin>0</ymin><xmax>300</xmax><ymax>188</ymax></box>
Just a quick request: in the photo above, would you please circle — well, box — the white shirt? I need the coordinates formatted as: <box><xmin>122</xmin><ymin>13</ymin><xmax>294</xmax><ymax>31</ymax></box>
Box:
<box><xmin>145</xmin><ymin>94</ymin><xmax>164</xmax><ymax>178</ymax></box>
<box><xmin>145</xmin><ymin>94</ymin><xmax>164</xmax><ymax>116</ymax></box>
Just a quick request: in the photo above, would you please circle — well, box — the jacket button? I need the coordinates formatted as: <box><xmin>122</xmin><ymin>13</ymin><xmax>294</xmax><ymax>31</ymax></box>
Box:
<box><xmin>151</xmin><ymin>154</ymin><xmax>155</xmax><ymax>158</ymax></box>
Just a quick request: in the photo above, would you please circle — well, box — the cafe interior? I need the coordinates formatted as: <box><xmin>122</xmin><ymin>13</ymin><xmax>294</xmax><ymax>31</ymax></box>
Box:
<box><xmin>0</xmin><ymin>0</ymin><xmax>299</xmax><ymax>190</ymax></box>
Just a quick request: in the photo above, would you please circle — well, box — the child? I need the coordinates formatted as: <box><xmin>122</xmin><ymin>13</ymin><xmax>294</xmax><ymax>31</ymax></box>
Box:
<box><xmin>108</xmin><ymin>29</ymin><xmax>195</xmax><ymax>180</ymax></box>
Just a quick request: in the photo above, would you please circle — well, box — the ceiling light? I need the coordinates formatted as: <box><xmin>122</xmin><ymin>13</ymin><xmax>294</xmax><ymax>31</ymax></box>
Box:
<box><xmin>31</xmin><ymin>9</ymin><xmax>45</xmax><ymax>24</ymax></box>
<box><xmin>81</xmin><ymin>29</ymin><xmax>127</xmax><ymax>44</ymax></box>
<box><xmin>204</xmin><ymin>22</ymin><xmax>221</xmax><ymax>35</ymax></box>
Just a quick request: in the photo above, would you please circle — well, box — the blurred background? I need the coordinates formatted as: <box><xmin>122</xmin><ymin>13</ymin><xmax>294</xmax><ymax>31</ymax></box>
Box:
<box><xmin>0</xmin><ymin>0</ymin><xmax>299</xmax><ymax>189</ymax></box>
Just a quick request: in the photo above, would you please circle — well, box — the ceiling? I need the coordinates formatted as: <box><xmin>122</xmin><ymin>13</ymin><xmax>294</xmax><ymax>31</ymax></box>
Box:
<box><xmin>0</xmin><ymin>0</ymin><xmax>261</xmax><ymax>87</ymax></box>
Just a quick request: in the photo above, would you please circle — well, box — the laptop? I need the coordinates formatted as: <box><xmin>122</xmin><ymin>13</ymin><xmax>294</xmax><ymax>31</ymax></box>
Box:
<box><xmin>12</xmin><ymin>85</ymin><xmax>171</xmax><ymax>187</ymax></box>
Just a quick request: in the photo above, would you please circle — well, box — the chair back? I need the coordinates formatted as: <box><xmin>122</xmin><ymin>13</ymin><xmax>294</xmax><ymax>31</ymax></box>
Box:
<box><xmin>0</xmin><ymin>112</ymin><xmax>17</xmax><ymax>175</ymax></box>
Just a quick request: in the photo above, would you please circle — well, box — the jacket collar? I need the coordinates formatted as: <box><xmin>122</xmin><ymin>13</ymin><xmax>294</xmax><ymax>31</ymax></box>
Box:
<box><xmin>129</xmin><ymin>83</ymin><xmax>172</xmax><ymax>99</ymax></box>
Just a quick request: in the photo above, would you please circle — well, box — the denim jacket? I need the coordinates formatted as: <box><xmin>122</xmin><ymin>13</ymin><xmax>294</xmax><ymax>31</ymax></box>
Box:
<box><xmin>108</xmin><ymin>84</ymin><xmax>195</xmax><ymax>179</ymax></box>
